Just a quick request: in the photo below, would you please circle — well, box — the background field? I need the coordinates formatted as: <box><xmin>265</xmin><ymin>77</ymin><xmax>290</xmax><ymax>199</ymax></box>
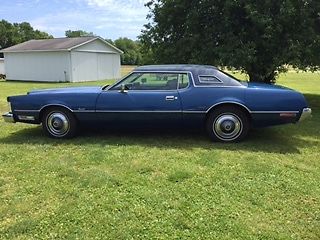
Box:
<box><xmin>0</xmin><ymin>68</ymin><xmax>319</xmax><ymax>239</ymax></box>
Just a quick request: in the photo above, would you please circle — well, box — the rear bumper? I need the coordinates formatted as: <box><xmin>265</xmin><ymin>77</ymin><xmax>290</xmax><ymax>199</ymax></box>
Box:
<box><xmin>2</xmin><ymin>112</ymin><xmax>15</xmax><ymax>123</ymax></box>
<box><xmin>299</xmin><ymin>108</ymin><xmax>312</xmax><ymax>122</ymax></box>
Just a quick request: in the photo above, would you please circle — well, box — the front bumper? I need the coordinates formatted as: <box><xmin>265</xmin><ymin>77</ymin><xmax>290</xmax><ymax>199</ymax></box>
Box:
<box><xmin>299</xmin><ymin>108</ymin><xmax>312</xmax><ymax>122</ymax></box>
<box><xmin>2</xmin><ymin>112</ymin><xmax>15</xmax><ymax>123</ymax></box>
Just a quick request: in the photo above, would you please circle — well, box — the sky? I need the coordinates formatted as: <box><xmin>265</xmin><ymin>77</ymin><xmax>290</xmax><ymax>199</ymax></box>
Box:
<box><xmin>0</xmin><ymin>0</ymin><xmax>150</xmax><ymax>40</ymax></box>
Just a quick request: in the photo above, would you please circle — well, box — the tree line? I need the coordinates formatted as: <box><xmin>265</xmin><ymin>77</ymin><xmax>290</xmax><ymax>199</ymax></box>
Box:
<box><xmin>2</xmin><ymin>0</ymin><xmax>320</xmax><ymax>85</ymax></box>
<box><xmin>0</xmin><ymin>20</ymin><xmax>53</xmax><ymax>57</ymax></box>
<box><xmin>0</xmin><ymin>20</ymin><xmax>147</xmax><ymax>65</ymax></box>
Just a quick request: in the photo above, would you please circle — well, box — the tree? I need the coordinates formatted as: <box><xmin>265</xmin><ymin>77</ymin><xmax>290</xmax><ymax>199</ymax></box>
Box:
<box><xmin>65</xmin><ymin>30</ymin><xmax>95</xmax><ymax>38</ymax></box>
<box><xmin>140</xmin><ymin>0</ymin><xmax>320</xmax><ymax>83</ymax></box>
<box><xmin>0</xmin><ymin>20</ymin><xmax>53</xmax><ymax>57</ymax></box>
<box><xmin>0</xmin><ymin>20</ymin><xmax>16</xmax><ymax>50</ymax></box>
<box><xmin>0</xmin><ymin>20</ymin><xmax>52</xmax><ymax>49</ymax></box>
<box><xmin>114</xmin><ymin>37</ymin><xmax>142</xmax><ymax>65</ymax></box>
<box><xmin>105</xmin><ymin>38</ymin><xmax>114</xmax><ymax>45</ymax></box>
<box><xmin>14</xmin><ymin>22</ymin><xmax>52</xmax><ymax>42</ymax></box>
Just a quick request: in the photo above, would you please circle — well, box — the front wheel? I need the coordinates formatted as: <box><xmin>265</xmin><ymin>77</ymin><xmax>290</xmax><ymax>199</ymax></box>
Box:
<box><xmin>206</xmin><ymin>106</ymin><xmax>250</xmax><ymax>142</ymax></box>
<box><xmin>42</xmin><ymin>107</ymin><xmax>77</xmax><ymax>139</ymax></box>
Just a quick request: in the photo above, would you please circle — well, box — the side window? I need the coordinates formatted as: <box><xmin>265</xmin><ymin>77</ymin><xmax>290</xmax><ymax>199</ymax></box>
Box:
<box><xmin>112</xmin><ymin>73</ymin><xmax>179</xmax><ymax>91</ymax></box>
<box><xmin>178</xmin><ymin>73</ymin><xmax>190</xmax><ymax>89</ymax></box>
<box><xmin>198</xmin><ymin>75</ymin><xmax>223</xmax><ymax>84</ymax></box>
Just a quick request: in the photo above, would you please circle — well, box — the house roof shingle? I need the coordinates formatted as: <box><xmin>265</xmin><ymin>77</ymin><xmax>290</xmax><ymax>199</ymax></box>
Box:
<box><xmin>0</xmin><ymin>37</ymin><xmax>123</xmax><ymax>53</ymax></box>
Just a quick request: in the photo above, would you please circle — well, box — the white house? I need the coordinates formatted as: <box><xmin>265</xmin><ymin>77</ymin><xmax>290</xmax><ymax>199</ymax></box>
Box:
<box><xmin>0</xmin><ymin>37</ymin><xmax>123</xmax><ymax>82</ymax></box>
<box><xmin>0</xmin><ymin>58</ymin><xmax>5</xmax><ymax>75</ymax></box>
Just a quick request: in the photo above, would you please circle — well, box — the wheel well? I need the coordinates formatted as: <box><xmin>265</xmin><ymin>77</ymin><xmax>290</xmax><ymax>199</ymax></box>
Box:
<box><xmin>205</xmin><ymin>103</ymin><xmax>252</xmax><ymax>121</ymax></box>
<box><xmin>39</xmin><ymin>105</ymin><xmax>75</xmax><ymax>122</ymax></box>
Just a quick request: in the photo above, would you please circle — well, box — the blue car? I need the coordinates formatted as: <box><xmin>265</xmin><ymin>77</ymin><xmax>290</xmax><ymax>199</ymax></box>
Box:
<box><xmin>2</xmin><ymin>65</ymin><xmax>312</xmax><ymax>142</ymax></box>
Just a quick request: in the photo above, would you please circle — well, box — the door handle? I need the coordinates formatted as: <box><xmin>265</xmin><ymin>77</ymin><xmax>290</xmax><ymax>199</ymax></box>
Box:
<box><xmin>166</xmin><ymin>96</ymin><xmax>178</xmax><ymax>101</ymax></box>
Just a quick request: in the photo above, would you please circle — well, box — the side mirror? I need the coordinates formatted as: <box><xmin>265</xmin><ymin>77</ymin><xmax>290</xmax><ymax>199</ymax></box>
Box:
<box><xmin>119</xmin><ymin>84</ymin><xmax>128</xmax><ymax>93</ymax></box>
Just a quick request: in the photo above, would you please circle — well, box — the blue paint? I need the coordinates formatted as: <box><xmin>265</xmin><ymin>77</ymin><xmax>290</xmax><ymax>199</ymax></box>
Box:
<box><xmin>6</xmin><ymin>65</ymin><xmax>309</xmax><ymax>129</ymax></box>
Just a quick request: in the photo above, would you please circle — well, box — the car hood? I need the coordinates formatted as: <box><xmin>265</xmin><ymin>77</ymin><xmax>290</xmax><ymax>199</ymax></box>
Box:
<box><xmin>246</xmin><ymin>82</ymin><xmax>294</xmax><ymax>91</ymax></box>
<box><xmin>27</xmin><ymin>86</ymin><xmax>102</xmax><ymax>95</ymax></box>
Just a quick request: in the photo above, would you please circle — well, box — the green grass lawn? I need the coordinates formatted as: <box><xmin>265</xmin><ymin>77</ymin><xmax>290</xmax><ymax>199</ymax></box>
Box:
<box><xmin>0</xmin><ymin>70</ymin><xmax>319</xmax><ymax>239</ymax></box>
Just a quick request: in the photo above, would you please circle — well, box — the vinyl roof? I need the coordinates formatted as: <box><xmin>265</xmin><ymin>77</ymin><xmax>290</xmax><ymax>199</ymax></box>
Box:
<box><xmin>134</xmin><ymin>65</ymin><xmax>242</xmax><ymax>87</ymax></box>
<box><xmin>1</xmin><ymin>37</ymin><xmax>123</xmax><ymax>53</ymax></box>
<box><xmin>135</xmin><ymin>64</ymin><xmax>218</xmax><ymax>72</ymax></box>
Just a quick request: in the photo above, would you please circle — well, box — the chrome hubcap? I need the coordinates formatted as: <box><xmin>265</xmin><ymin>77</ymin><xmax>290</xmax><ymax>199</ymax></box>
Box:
<box><xmin>214</xmin><ymin>114</ymin><xmax>242</xmax><ymax>141</ymax></box>
<box><xmin>47</xmin><ymin>112</ymin><xmax>69</xmax><ymax>137</ymax></box>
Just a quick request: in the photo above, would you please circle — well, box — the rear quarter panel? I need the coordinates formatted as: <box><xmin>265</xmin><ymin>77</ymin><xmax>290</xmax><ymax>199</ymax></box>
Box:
<box><xmin>179</xmin><ymin>86</ymin><xmax>246</xmax><ymax>126</ymax></box>
<box><xmin>179</xmin><ymin>87</ymin><xmax>246</xmax><ymax>111</ymax></box>
<box><xmin>245</xmin><ymin>88</ymin><xmax>308</xmax><ymax>127</ymax></box>
<box><xmin>245</xmin><ymin>88</ymin><xmax>308</xmax><ymax>112</ymax></box>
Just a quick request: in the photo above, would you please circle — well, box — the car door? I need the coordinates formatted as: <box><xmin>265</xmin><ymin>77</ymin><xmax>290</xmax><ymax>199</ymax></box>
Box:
<box><xmin>95</xmin><ymin>72</ymin><xmax>183</xmax><ymax>127</ymax></box>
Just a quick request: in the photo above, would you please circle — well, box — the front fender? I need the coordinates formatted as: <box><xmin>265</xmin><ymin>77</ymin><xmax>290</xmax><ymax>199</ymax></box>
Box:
<box><xmin>9</xmin><ymin>93</ymin><xmax>99</xmax><ymax>123</ymax></box>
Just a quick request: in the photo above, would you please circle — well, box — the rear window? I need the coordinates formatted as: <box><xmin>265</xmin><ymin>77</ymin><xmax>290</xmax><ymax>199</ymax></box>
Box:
<box><xmin>198</xmin><ymin>75</ymin><xmax>223</xmax><ymax>84</ymax></box>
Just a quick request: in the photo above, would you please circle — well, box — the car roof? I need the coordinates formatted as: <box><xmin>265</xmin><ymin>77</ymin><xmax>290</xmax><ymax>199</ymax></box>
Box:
<box><xmin>134</xmin><ymin>64</ymin><xmax>218</xmax><ymax>72</ymax></box>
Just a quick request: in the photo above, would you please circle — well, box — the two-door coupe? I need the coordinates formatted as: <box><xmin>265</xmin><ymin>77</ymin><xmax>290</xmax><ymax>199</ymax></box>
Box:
<box><xmin>2</xmin><ymin>65</ymin><xmax>311</xmax><ymax>142</ymax></box>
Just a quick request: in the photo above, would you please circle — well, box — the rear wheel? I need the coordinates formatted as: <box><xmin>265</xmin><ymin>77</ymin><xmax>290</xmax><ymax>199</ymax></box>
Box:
<box><xmin>42</xmin><ymin>107</ymin><xmax>77</xmax><ymax>139</ymax></box>
<box><xmin>206</xmin><ymin>106</ymin><xmax>249</xmax><ymax>142</ymax></box>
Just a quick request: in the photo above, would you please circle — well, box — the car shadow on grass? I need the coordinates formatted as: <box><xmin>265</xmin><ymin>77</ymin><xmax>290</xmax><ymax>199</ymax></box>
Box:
<box><xmin>0</xmin><ymin>124</ymin><xmax>316</xmax><ymax>154</ymax></box>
